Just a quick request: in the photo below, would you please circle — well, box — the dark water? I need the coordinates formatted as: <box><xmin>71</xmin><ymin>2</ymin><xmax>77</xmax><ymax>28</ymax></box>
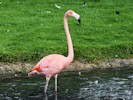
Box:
<box><xmin>0</xmin><ymin>68</ymin><xmax>133</xmax><ymax>100</ymax></box>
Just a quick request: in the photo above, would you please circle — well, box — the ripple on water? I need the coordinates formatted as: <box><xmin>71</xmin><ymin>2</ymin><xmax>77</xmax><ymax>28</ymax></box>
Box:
<box><xmin>22</xmin><ymin>83</ymin><xmax>38</xmax><ymax>86</ymax></box>
<box><xmin>78</xmin><ymin>75</ymin><xmax>133</xmax><ymax>100</ymax></box>
<box><xmin>112</xmin><ymin>77</ymin><xmax>128</xmax><ymax>81</ymax></box>
<box><xmin>128</xmin><ymin>74</ymin><xmax>133</xmax><ymax>79</ymax></box>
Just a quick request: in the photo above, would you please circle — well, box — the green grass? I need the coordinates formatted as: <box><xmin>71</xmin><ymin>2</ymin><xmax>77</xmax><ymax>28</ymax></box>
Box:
<box><xmin>0</xmin><ymin>0</ymin><xmax>133</xmax><ymax>63</ymax></box>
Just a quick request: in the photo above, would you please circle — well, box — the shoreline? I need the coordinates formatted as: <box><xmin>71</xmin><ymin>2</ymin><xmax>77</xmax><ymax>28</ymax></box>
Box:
<box><xmin>0</xmin><ymin>58</ymin><xmax>133</xmax><ymax>77</ymax></box>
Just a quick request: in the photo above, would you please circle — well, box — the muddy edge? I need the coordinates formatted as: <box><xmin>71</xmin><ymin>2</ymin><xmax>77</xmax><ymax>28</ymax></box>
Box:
<box><xmin>0</xmin><ymin>58</ymin><xmax>133</xmax><ymax>77</ymax></box>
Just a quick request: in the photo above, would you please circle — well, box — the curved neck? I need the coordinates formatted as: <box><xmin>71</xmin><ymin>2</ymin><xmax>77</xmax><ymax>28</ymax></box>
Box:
<box><xmin>64</xmin><ymin>14</ymin><xmax>74</xmax><ymax>63</ymax></box>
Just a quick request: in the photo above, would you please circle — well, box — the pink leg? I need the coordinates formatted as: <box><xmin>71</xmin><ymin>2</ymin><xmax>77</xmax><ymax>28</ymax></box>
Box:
<box><xmin>44</xmin><ymin>76</ymin><xmax>51</xmax><ymax>93</ymax></box>
<box><xmin>54</xmin><ymin>74</ymin><xmax>58</xmax><ymax>92</ymax></box>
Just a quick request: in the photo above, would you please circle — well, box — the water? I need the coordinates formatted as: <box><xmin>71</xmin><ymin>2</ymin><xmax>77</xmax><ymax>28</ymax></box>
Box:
<box><xmin>0</xmin><ymin>68</ymin><xmax>133</xmax><ymax>100</ymax></box>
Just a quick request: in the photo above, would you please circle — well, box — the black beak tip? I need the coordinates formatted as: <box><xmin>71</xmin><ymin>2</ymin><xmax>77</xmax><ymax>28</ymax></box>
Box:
<box><xmin>78</xmin><ymin>18</ymin><xmax>81</xmax><ymax>23</ymax></box>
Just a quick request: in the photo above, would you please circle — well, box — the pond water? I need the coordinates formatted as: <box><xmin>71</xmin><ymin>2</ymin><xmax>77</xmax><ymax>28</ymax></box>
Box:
<box><xmin>0</xmin><ymin>68</ymin><xmax>133</xmax><ymax>100</ymax></box>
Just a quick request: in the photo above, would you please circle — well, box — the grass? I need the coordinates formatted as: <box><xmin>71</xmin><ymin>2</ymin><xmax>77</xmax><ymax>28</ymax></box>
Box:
<box><xmin>0</xmin><ymin>0</ymin><xmax>133</xmax><ymax>63</ymax></box>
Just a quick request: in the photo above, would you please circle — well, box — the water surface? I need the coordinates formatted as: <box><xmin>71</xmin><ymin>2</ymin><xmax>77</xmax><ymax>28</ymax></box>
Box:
<box><xmin>0</xmin><ymin>68</ymin><xmax>133</xmax><ymax>100</ymax></box>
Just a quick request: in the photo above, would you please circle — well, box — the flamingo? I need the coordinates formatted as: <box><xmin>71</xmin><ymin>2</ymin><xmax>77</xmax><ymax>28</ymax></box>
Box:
<box><xmin>28</xmin><ymin>10</ymin><xmax>80</xmax><ymax>93</ymax></box>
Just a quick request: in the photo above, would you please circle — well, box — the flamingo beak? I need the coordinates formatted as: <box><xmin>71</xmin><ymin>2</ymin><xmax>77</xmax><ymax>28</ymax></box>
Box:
<box><xmin>72</xmin><ymin>12</ymin><xmax>80</xmax><ymax>23</ymax></box>
<box><xmin>78</xmin><ymin>18</ymin><xmax>81</xmax><ymax>23</ymax></box>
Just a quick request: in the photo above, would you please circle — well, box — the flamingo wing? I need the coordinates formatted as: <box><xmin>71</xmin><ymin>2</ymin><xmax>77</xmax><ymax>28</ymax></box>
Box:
<box><xmin>32</xmin><ymin>54</ymin><xmax>66</xmax><ymax>75</ymax></box>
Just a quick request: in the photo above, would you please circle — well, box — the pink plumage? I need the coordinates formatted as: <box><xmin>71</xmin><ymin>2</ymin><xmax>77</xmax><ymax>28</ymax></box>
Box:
<box><xmin>28</xmin><ymin>10</ymin><xmax>80</xmax><ymax>93</ymax></box>
<box><xmin>32</xmin><ymin>54</ymin><xmax>69</xmax><ymax>76</ymax></box>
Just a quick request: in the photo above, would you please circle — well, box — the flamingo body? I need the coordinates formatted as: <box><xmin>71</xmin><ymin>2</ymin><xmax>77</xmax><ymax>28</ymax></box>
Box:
<box><xmin>32</xmin><ymin>54</ymin><xmax>69</xmax><ymax>76</ymax></box>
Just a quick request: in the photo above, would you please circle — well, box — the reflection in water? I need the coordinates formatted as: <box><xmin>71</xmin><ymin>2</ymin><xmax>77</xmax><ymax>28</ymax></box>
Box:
<box><xmin>44</xmin><ymin>93</ymin><xmax>57</xmax><ymax>100</ymax></box>
<box><xmin>44</xmin><ymin>93</ymin><xmax>48</xmax><ymax>100</ymax></box>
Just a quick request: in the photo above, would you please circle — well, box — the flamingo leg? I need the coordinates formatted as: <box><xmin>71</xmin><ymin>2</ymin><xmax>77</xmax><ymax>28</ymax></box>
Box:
<box><xmin>55</xmin><ymin>92</ymin><xmax>58</xmax><ymax>100</ymax></box>
<box><xmin>54</xmin><ymin>74</ymin><xmax>58</xmax><ymax>92</ymax></box>
<box><xmin>44</xmin><ymin>92</ymin><xmax>48</xmax><ymax>100</ymax></box>
<box><xmin>44</xmin><ymin>76</ymin><xmax>51</xmax><ymax>93</ymax></box>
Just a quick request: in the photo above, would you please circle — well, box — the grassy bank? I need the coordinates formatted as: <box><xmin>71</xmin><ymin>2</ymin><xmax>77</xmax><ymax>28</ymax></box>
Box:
<box><xmin>0</xmin><ymin>0</ymin><xmax>133</xmax><ymax>63</ymax></box>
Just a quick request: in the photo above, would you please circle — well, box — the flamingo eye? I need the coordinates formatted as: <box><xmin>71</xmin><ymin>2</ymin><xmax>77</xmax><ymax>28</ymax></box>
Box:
<box><xmin>70</xmin><ymin>12</ymin><xmax>73</xmax><ymax>14</ymax></box>
<box><xmin>68</xmin><ymin>11</ymin><xmax>73</xmax><ymax>16</ymax></box>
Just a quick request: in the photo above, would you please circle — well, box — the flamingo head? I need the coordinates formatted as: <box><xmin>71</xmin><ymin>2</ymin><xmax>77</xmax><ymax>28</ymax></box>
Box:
<box><xmin>66</xmin><ymin>10</ymin><xmax>81</xmax><ymax>23</ymax></box>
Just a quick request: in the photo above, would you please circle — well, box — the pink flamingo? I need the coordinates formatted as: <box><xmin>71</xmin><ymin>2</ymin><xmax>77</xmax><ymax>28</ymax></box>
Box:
<box><xmin>28</xmin><ymin>10</ymin><xmax>80</xmax><ymax>93</ymax></box>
